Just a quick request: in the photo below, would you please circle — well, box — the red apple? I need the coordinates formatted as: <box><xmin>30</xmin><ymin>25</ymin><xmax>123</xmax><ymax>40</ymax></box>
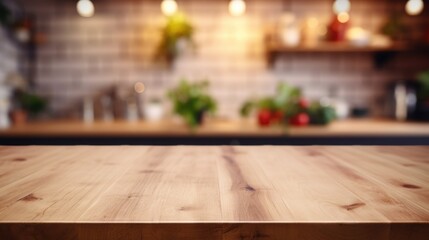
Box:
<box><xmin>258</xmin><ymin>109</ymin><xmax>272</xmax><ymax>127</ymax></box>
<box><xmin>290</xmin><ymin>113</ymin><xmax>310</xmax><ymax>127</ymax></box>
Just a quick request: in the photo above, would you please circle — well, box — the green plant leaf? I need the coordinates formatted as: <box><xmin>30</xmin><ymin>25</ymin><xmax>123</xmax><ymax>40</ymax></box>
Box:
<box><xmin>417</xmin><ymin>70</ymin><xmax>429</xmax><ymax>98</ymax></box>
<box><xmin>307</xmin><ymin>102</ymin><xmax>336</xmax><ymax>125</ymax></box>
<box><xmin>167</xmin><ymin>79</ymin><xmax>217</xmax><ymax>127</ymax></box>
<box><xmin>157</xmin><ymin>12</ymin><xmax>194</xmax><ymax>61</ymax></box>
<box><xmin>18</xmin><ymin>92</ymin><xmax>47</xmax><ymax>115</ymax></box>
<box><xmin>274</xmin><ymin>83</ymin><xmax>301</xmax><ymax>110</ymax></box>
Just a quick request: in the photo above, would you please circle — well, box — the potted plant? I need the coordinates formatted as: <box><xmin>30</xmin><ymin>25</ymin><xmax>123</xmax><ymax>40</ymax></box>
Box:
<box><xmin>167</xmin><ymin>80</ymin><xmax>216</xmax><ymax>128</ymax></box>
<box><xmin>417</xmin><ymin>70</ymin><xmax>429</xmax><ymax>100</ymax></box>
<box><xmin>144</xmin><ymin>97</ymin><xmax>164</xmax><ymax>122</ymax></box>
<box><xmin>416</xmin><ymin>70</ymin><xmax>429</xmax><ymax>121</ymax></box>
<box><xmin>12</xmin><ymin>90</ymin><xmax>47</xmax><ymax>124</ymax></box>
<box><xmin>5</xmin><ymin>73</ymin><xmax>47</xmax><ymax>124</ymax></box>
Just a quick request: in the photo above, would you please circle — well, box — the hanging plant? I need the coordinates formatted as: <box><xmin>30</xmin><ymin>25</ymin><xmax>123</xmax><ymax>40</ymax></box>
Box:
<box><xmin>156</xmin><ymin>12</ymin><xmax>194</xmax><ymax>63</ymax></box>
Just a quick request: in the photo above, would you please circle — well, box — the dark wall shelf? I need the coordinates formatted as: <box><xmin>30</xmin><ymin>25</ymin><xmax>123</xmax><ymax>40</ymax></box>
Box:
<box><xmin>266</xmin><ymin>40</ymin><xmax>411</xmax><ymax>68</ymax></box>
<box><xmin>267</xmin><ymin>41</ymin><xmax>408</xmax><ymax>53</ymax></box>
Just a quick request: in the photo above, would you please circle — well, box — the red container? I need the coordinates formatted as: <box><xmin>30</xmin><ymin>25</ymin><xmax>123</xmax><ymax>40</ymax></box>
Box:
<box><xmin>327</xmin><ymin>14</ymin><xmax>349</xmax><ymax>42</ymax></box>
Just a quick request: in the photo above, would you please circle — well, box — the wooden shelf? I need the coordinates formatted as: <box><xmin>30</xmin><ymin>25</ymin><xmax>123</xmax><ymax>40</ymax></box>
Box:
<box><xmin>267</xmin><ymin>41</ymin><xmax>408</xmax><ymax>53</ymax></box>
<box><xmin>266</xmin><ymin>40</ymin><xmax>410</xmax><ymax>68</ymax></box>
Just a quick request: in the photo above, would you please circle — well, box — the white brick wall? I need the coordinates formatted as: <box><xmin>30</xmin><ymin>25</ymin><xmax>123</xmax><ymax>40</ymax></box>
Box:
<box><xmin>0</xmin><ymin>28</ymin><xmax>18</xmax><ymax>84</ymax></box>
<box><xmin>12</xmin><ymin>0</ymin><xmax>429</xmax><ymax>118</ymax></box>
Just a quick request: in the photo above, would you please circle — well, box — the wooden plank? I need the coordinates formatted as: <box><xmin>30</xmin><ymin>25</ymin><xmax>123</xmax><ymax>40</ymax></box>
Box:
<box><xmin>0</xmin><ymin>147</ymin><xmax>98</xmax><ymax>216</ymax></box>
<box><xmin>217</xmin><ymin>146</ymin><xmax>294</xmax><ymax>221</ymax></box>
<box><xmin>0</xmin><ymin>147</ymin><xmax>71</xmax><ymax>189</ymax></box>
<box><xmin>290</xmin><ymin>147</ymin><xmax>429</xmax><ymax>221</ymax></box>
<box><xmin>248</xmin><ymin>146</ymin><xmax>389</xmax><ymax>222</ymax></box>
<box><xmin>320</xmin><ymin>146</ymin><xmax>429</xmax><ymax>220</ymax></box>
<box><xmin>80</xmin><ymin>146</ymin><xmax>223</xmax><ymax>222</ymax></box>
<box><xmin>0</xmin><ymin>147</ymin><xmax>136</xmax><ymax>221</ymax></box>
<box><xmin>0</xmin><ymin>146</ymin><xmax>428</xmax><ymax>240</ymax></box>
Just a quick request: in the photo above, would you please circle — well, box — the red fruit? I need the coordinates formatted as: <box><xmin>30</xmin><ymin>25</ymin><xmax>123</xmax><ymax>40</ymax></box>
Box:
<box><xmin>298</xmin><ymin>98</ymin><xmax>309</xmax><ymax>109</ymax></box>
<box><xmin>258</xmin><ymin>109</ymin><xmax>272</xmax><ymax>127</ymax></box>
<box><xmin>270</xmin><ymin>110</ymin><xmax>283</xmax><ymax>123</ymax></box>
<box><xmin>290</xmin><ymin>113</ymin><xmax>310</xmax><ymax>127</ymax></box>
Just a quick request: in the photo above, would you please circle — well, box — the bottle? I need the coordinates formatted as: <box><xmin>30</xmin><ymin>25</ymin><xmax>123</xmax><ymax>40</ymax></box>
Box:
<box><xmin>327</xmin><ymin>14</ymin><xmax>349</xmax><ymax>42</ymax></box>
<box><xmin>83</xmin><ymin>97</ymin><xmax>94</xmax><ymax>124</ymax></box>
<box><xmin>101</xmin><ymin>96</ymin><xmax>114</xmax><ymax>122</ymax></box>
<box><xmin>0</xmin><ymin>87</ymin><xmax>11</xmax><ymax>129</ymax></box>
<box><xmin>127</xmin><ymin>100</ymin><xmax>139</xmax><ymax>122</ymax></box>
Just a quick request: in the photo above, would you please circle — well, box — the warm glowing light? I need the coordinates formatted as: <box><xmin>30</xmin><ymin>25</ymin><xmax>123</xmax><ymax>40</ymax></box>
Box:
<box><xmin>307</xmin><ymin>17</ymin><xmax>319</xmax><ymax>28</ymax></box>
<box><xmin>405</xmin><ymin>0</ymin><xmax>424</xmax><ymax>15</ymax></box>
<box><xmin>134</xmin><ymin>82</ymin><xmax>145</xmax><ymax>94</ymax></box>
<box><xmin>333</xmin><ymin>0</ymin><xmax>351</xmax><ymax>14</ymax></box>
<box><xmin>347</xmin><ymin>27</ymin><xmax>365</xmax><ymax>39</ymax></box>
<box><xmin>77</xmin><ymin>0</ymin><xmax>95</xmax><ymax>17</ymax></box>
<box><xmin>161</xmin><ymin>0</ymin><xmax>178</xmax><ymax>16</ymax></box>
<box><xmin>346</xmin><ymin>27</ymin><xmax>370</xmax><ymax>46</ymax></box>
<box><xmin>229</xmin><ymin>0</ymin><xmax>246</xmax><ymax>17</ymax></box>
<box><xmin>337</xmin><ymin>12</ymin><xmax>350</xmax><ymax>23</ymax></box>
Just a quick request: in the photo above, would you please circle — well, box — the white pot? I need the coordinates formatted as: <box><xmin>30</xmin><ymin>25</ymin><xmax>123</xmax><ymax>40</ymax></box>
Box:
<box><xmin>144</xmin><ymin>103</ymin><xmax>164</xmax><ymax>122</ymax></box>
<box><xmin>0</xmin><ymin>87</ymin><xmax>11</xmax><ymax>129</ymax></box>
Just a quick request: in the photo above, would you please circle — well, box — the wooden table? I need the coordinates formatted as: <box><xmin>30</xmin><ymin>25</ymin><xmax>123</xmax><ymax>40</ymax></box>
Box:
<box><xmin>0</xmin><ymin>146</ymin><xmax>428</xmax><ymax>239</ymax></box>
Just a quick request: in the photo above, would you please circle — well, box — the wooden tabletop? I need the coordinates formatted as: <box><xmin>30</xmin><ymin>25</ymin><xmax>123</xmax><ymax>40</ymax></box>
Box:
<box><xmin>0</xmin><ymin>146</ymin><xmax>428</xmax><ymax>239</ymax></box>
<box><xmin>1</xmin><ymin>118</ymin><xmax>429</xmax><ymax>137</ymax></box>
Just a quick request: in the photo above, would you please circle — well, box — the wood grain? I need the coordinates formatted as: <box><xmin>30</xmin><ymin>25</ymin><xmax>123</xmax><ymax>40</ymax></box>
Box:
<box><xmin>0</xmin><ymin>146</ymin><xmax>428</xmax><ymax>239</ymax></box>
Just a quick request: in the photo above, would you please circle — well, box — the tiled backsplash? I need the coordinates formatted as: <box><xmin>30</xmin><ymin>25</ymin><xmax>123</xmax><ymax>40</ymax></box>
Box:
<box><xmin>5</xmin><ymin>0</ymin><xmax>429</xmax><ymax>118</ymax></box>
<box><xmin>0</xmin><ymin>29</ymin><xmax>18</xmax><ymax>85</ymax></box>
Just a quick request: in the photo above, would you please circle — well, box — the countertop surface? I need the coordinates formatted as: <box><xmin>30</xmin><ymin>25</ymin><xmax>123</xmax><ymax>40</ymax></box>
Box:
<box><xmin>0</xmin><ymin>146</ymin><xmax>428</xmax><ymax>222</ymax></box>
<box><xmin>1</xmin><ymin>118</ymin><xmax>429</xmax><ymax>137</ymax></box>
<box><xmin>0</xmin><ymin>146</ymin><xmax>428</xmax><ymax>239</ymax></box>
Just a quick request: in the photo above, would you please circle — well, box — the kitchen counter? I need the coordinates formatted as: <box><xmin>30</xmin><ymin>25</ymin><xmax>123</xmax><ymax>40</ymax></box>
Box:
<box><xmin>0</xmin><ymin>118</ymin><xmax>285</xmax><ymax>137</ymax></box>
<box><xmin>0</xmin><ymin>146</ymin><xmax>428</xmax><ymax>239</ymax></box>
<box><xmin>1</xmin><ymin>118</ymin><xmax>429</xmax><ymax>145</ymax></box>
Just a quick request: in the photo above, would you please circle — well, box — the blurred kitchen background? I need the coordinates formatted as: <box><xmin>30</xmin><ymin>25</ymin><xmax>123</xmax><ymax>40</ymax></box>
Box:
<box><xmin>1</xmin><ymin>0</ymin><xmax>429</xmax><ymax>144</ymax></box>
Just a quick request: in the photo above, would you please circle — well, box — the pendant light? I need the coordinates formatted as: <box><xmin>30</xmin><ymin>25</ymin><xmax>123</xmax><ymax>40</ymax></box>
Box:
<box><xmin>333</xmin><ymin>0</ymin><xmax>351</xmax><ymax>14</ymax></box>
<box><xmin>229</xmin><ymin>0</ymin><xmax>246</xmax><ymax>17</ymax></box>
<box><xmin>405</xmin><ymin>0</ymin><xmax>424</xmax><ymax>15</ymax></box>
<box><xmin>77</xmin><ymin>0</ymin><xmax>95</xmax><ymax>17</ymax></box>
<box><xmin>161</xmin><ymin>0</ymin><xmax>178</xmax><ymax>16</ymax></box>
